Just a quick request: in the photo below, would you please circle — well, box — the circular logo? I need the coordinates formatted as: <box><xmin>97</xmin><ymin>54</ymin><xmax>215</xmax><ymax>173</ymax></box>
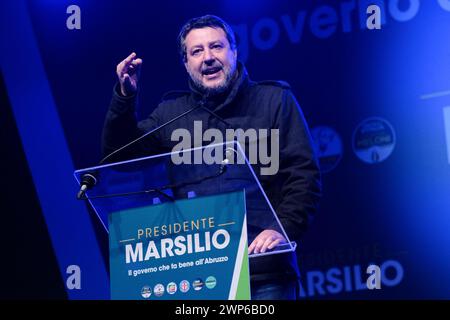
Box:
<box><xmin>141</xmin><ymin>286</ymin><xmax>152</xmax><ymax>299</ymax></box>
<box><xmin>205</xmin><ymin>276</ymin><xmax>217</xmax><ymax>289</ymax></box>
<box><xmin>167</xmin><ymin>282</ymin><xmax>177</xmax><ymax>295</ymax></box>
<box><xmin>311</xmin><ymin>126</ymin><xmax>343</xmax><ymax>173</ymax></box>
<box><xmin>179</xmin><ymin>280</ymin><xmax>190</xmax><ymax>293</ymax></box>
<box><xmin>153</xmin><ymin>283</ymin><xmax>165</xmax><ymax>297</ymax></box>
<box><xmin>352</xmin><ymin>117</ymin><xmax>396</xmax><ymax>164</ymax></box>
<box><xmin>192</xmin><ymin>278</ymin><xmax>204</xmax><ymax>291</ymax></box>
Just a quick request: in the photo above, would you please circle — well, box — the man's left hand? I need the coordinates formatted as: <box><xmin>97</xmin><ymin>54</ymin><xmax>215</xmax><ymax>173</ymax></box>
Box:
<box><xmin>248</xmin><ymin>229</ymin><xmax>287</xmax><ymax>254</ymax></box>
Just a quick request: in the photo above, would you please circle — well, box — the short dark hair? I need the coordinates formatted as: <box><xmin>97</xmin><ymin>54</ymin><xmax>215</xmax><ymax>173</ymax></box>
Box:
<box><xmin>177</xmin><ymin>15</ymin><xmax>237</xmax><ymax>62</ymax></box>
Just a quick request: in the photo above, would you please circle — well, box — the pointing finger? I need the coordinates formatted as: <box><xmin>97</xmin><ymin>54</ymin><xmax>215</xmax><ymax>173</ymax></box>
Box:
<box><xmin>124</xmin><ymin>52</ymin><xmax>136</xmax><ymax>64</ymax></box>
<box><xmin>118</xmin><ymin>53</ymin><xmax>137</xmax><ymax>74</ymax></box>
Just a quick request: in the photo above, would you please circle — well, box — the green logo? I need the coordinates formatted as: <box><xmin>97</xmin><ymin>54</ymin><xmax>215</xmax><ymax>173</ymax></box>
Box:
<box><xmin>205</xmin><ymin>276</ymin><xmax>217</xmax><ymax>289</ymax></box>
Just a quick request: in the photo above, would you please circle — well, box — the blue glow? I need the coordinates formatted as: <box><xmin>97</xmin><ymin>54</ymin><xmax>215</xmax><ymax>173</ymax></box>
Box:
<box><xmin>0</xmin><ymin>0</ymin><xmax>108</xmax><ymax>299</ymax></box>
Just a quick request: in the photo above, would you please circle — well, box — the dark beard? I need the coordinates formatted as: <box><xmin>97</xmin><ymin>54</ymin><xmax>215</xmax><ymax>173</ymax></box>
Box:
<box><xmin>190</xmin><ymin>68</ymin><xmax>237</xmax><ymax>97</ymax></box>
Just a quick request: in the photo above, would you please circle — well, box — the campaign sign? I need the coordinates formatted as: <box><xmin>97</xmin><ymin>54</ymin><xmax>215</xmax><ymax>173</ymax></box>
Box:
<box><xmin>109</xmin><ymin>190</ymin><xmax>250</xmax><ymax>300</ymax></box>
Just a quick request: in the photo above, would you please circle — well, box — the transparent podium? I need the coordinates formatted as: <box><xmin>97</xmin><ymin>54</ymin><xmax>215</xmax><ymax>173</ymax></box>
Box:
<box><xmin>74</xmin><ymin>141</ymin><xmax>296</xmax><ymax>300</ymax></box>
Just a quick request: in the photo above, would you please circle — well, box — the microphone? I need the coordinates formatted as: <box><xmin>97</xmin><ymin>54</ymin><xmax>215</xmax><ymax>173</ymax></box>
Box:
<box><xmin>77</xmin><ymin>93</ymin><xmax>231</xmax><ymax>200</ymax></box>
<box><xmin>99</xmin><ymin>100</ymin><xmax>207</xmax><ymax>166</ymax></box>
<box><xmin>83</xmin><ymin>146</ymin><xmax>238</xmax><ymax>201</ymax></box>
<box><xmin>76</xmin><ymin>173</ymin><xmax>97</xmax><ymax>200</ymax></box>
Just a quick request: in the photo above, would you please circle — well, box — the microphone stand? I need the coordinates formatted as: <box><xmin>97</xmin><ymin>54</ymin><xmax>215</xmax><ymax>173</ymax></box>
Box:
<box><xmin>76</xmin><ymin>97</ymin><xmax>236</xmax><ymax>200</ymax></box>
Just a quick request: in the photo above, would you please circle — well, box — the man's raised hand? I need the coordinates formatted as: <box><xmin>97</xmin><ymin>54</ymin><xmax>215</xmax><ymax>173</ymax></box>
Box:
<box><xmin>116</xmin><ymin>52</ymin><xmax>143</xmax><ymax>96</ymax></box>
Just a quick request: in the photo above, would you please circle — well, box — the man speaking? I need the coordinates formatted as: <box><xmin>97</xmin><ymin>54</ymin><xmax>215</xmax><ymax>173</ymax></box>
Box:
<box><xmin>102</xmin><ymin>15</ymin><xmax>321</xmax><ymax>300</ymax></box>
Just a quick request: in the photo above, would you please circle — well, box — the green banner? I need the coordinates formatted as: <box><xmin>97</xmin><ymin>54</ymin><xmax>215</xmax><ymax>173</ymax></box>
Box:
<box><xmin>109</xmin><ymin>190</ymin><xmax>250</xmax><ymax>300</ymax></box>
